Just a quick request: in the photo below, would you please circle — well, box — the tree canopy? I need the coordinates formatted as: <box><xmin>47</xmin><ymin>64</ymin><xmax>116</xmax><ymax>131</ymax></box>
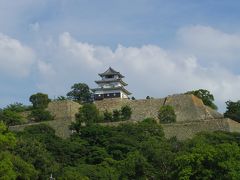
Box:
<box><xmin>67</xmin><ymin>83</ymin><xmax>92</xmax><ymax>104</ymax></box>
<box><xmin>29</xmin><ymin>93</ymin><xmax>51</xmax><ymax>109</ymax></box>
<box><xmin>158</xmin><ymin>105</ymin><xmax>176</xmax><ymax>123</ymax></box>
<box><xmin>224</xmin><ymin>100</ymin><xmax>240</xmax><ymax>123</ymax></box>
<box><xmin>186</xmin><ymin>89</ymin><xmax>218</xmax><ymax>110</ymax></box>
<box><xmin>0</xmin><ymin>118</ymin><xmax>239</xmax><ymax>179</ymax></box>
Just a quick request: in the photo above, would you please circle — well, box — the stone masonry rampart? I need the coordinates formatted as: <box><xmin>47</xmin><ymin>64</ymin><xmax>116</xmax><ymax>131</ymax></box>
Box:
<box><xmin>9</xmin><ymin>94</ymin><xmax>240</xmax><ymax>140</ymax></box>
<box><xmin>94</xmin><ymin>94</ymin><xmax>223</xmax><ymax>122</ymax></box>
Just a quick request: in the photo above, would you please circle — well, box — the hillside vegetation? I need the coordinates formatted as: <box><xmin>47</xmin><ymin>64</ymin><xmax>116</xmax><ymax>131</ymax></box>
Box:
<box><xmin>0</xmin><ymin>119</ymin><xmax>240</xmax><ymax>179</ymax></box>
<box><xmin>1</xmin><ymin>86</ymin><xmax>240</xmax><ymax>179</ymax></box>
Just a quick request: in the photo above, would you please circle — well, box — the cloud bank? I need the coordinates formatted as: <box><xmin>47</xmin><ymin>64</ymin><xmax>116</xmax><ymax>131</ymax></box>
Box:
<box><xmin>0</xmin><ymin>25</ymin><xmax>239</xmax><ymax>112</ymax></box>
<box><xmin>35</xmin><ymin>26</ymin><xmax>240</xmax><ymax>111</ymax></box>
<box><xmin>0</xmin><ymin>33</ymin><xmax>36</xmax><ymax>77</ymax></box>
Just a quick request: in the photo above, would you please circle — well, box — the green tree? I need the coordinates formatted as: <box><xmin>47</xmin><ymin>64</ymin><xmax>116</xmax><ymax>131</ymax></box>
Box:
<box><xmin>0</xmin><ymin>152</ymin><xmax>17</xmax><ymax>179</ymax></box>
<box><xmin>224</xmin><ymin>100</ymin><xmax>240</xmax><ymax>122</ymax></box>
<box><xmin>14</xmin><ymin>137</ymin><xmax>59</xmax><ymax>179</ymax></box>
<box><xmin>30</xmin><ymin>109</ymin><xmax>54</xmax><ymax>122</ymax></box>
<box><xmin>23</xmin><ymin>123</ymin><xmax>56</xmax><ymax>136</ymax></box>
<box><xmin>0</xmin><ymin>122</ymin><xmax>37</xmax><ymax>179</ymax></box>
<box><xmin>140</xmin><ymin>138</ymin><xmax>176</xmax><ymax>179</ymax></box>
<box><xmin>174</xmin><ymin>143</ymin><xmax>240</xmax><ymax>179</ymax></box>
<box><xmin>158</xmin><ymin>105</ymin><xmax>176</xmax><ymax>123</ymax></box>
<box><xmin>0</xmin><ymin>152</ymin><xmax>38</xmax><ymax>179</ymax></box>
<box><xmin>118</xmin><ymin>151</ymin><xmax>154</xmax><ymax>179</ymax></box>
<box><xmin>29</xmin><ymin>93</ymin><xmax>51</xmax><ymax>109</ymax></box>
<box><xmin>71</xmin><ymin>104</ymin><xmax>100</xmax><ymax>133</ymax></box>
<box><xmin>10</xmin><ymin>154</ymin><xmax>38</xmax><ymax>179</ymax></box>
<box><xmin>4</xmin><ymin>102</ymin><xmax>29</xmax><ymax>112</ymax></box>
<box><xmin>186</xmin><ymin>89</ymin><xmax>218</xmax><ymax>110</ymax></box>
<box><xmin>121</xmin><ymin>105</ymin><xmax>132</xmax><ymax>120</ymax></box>
<box><xmin>0</xmin><ymin>121</ymin><xmax>16</xmax><ymax>151</ymax></box>
<box><xmin>78</xmin><ymin>104</ymin><xmax>100</xmax><ymax>124</ymax></box>
<box><xmin>67</xmin><ymin>83</ymin><xmax>92</xmax><ymax>104</ymax></box>
<box><xmin>77</xmin><ymin>162</ymin><xmax>119</xmax><ymax>180</ymax></box>
<box><xmin>103</xmin><ymin>110</ymin><xmax>113</xmax><ymax>122</ymax></box>
<box><xmin>113</xmin><ymin>109</ymin><xmax>121</xmax><ymax>121</ymax></box>
<box><xmin>59</xmin><ymin>166</ymin><xmax>88</xmax><ymax>180</ymax></box>
<box><xmin>0</xmin><ymin>109</ymin><xmax>25</xmax><ymax>126</ymax></box>
<box><xmin>86</xmin><ymin>146</ymin><xmax>110</xmax><ymax>164</ymax></box>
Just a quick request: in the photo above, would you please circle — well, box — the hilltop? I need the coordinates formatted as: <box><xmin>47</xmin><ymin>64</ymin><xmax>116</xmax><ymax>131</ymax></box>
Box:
<box><xmin>10</xmin><ymin>93</ymin><xmax>240</xmax><ymax>140</ymax></box>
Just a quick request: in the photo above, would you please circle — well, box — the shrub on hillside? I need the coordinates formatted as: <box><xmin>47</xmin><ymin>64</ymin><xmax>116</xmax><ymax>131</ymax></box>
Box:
<box><xmin>0</xmin><ymin>109</ymin><xmax>25</xmax><ymax>126</ymax></box>
<box><xmin>158</xmin><ymin>105</ymin><xmax>176</xmax><ymax>123</ymax></box>
<box><xmin>4</xmin><ymin>102</ymin><xmax>30</xmax><ymax>112</ymax></box>
<box><xmin>113</xmin><ymin>109</ymin><xmax>121</xmax><ymax>121</ymax></box>
<box><xmin>102</xmin><ymin>105</ymin><xmax>132</xmax><ymax>122</ymax></box>
<box><xmin>121</xmin><ymin>105</ymin><xmax>132</xmax><ymax>120</ymax></box>
<box><xmin>103</xmin><ymin>110</ymin><xmax>113</xmax><ymax>122</ymax></box>
<box><xmin>75</xmin><ymin>104</ymin><xmax>100</xmax><ymax>125</ymax></box>
<box><xmin>30</xmin><ymin>109</ymin><xmax>54</xmax><ymax>122</ymax></box>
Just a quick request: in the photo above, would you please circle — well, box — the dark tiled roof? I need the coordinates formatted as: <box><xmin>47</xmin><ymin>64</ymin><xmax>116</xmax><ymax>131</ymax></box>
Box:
<box><xmin>99</xmin><ymin>67</ymin><xmax>124</xmax><ymax>78</ymax></box>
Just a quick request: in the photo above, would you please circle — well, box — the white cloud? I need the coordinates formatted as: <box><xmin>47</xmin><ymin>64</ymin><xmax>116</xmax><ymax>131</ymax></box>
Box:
<box><xmin>36</xmin><ymin>30</ymin><xmax>240</xmax><ymax>112</ymax></box>
<box><xmin>177</xmin><ymin>25</ymin><xmax>240</xmax><ymax>68</ymax></box>
<box><xmin>58</xmin><ymin>32</ymin><xmax>107</xmax><ymax>68</ymax></box>
<box><xmin>37</xmin><ymin>61</ymin><xmax>55</xmax><ymax>77</ymax></box>
<box><xmin>0</xmin><ymin>33</ymin><xmax>36</xmax><ymax>77</ymax></box>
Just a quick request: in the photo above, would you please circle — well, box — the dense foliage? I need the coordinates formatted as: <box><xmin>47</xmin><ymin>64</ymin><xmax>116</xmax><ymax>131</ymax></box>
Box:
<box><xmin>0</xmin><ymin>118</ymin><xmax>238</xmax><ymax>179</ymax></box>
<box><xmin>29</xmin><ymin>93</ymin><xmax>51</xmax><ymax>109</ymax></box>
<box><xmin>4</xmin><ymin>102</ymin><xmax>30</xmax><ymax>112</ymax></box>
<box><xmin>0</xmin><ymin>109</ymin><xmax>25</xmax><ymax>126</ymax></box>
<box><xmin>103</xmin><ymin>105</ymin><xmax>132</xmax><ymax>122</ymax></box>
<box><xmin>30</xmin><ymin>109</ymin><xmax>54</xmax><ymax>122</ymax></box>
<box><xmin>29</xmin><ymin>93</ymin><xmax>54</xmax><ymax>122</ymax></box>
<box><xmin>1</xmin><ymin>85</ymin><xmax>240</xmax><ymax>179</ymax></box>
<box><xmin>186</xmin><ymin>89</ymin><xmax>218</xmax><ymax>110</ymax></box>
<box><xmin>71</xmin><ymin>104</ymin><xmax>132</xmax><ymax>131</ymax></box>
<box><xmin>224</xmin><ymin>100</ymin><xmax>240</xmax><ymax>123</ymax></box>
<box><xmin>67</xmin><ymin>83</ymin><xmax>92</xmax><ymax>104</ymax></box>
<box><xmin>121</xmin><ymin>105</ymin><xmax>132</xmax><ymax>120</ymax></box>
<box><xmin>0</xmin><ymin>102</ymin><xmax>29</xmax><ymax>126</ymax></box>
<box><xmin>158</xmin><ymin>105</ymin><xmax>176</xmax><ymax>123</ymax></box>
<box><xmin>0</xmin><ymin>122</ymin><xmax>37</xmax><ymax>179</ymax></box>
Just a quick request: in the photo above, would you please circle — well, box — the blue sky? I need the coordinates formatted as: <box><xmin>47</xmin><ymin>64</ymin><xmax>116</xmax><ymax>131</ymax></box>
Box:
<box><xmin>1</xmin><ymin>0</ymin><xmax>240</xmax><ymax>112</ymax></box>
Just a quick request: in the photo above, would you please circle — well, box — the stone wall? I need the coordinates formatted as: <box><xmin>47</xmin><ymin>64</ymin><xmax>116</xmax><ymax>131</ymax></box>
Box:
<box><xmin>47</xmin><ymin>100</ymin><xmax>81</xmax><ymax>122</ymax></box>
<box><xmin>9</xmin><ymin>119</ymin><xmax>73</xmax><ymax>139</ymax></box>
<box><xmin>94</xmin><ymin>94</ymin><xmax>223</xmax><ymax>122</ymax></box>
<box><xmin>10</xmin><ymin>100</ymin><xmax>81</xmax><ymax>139</ymax></box>
<box><xmin>162</xmin><ymin>118</ymin><xmax>240</xmax><ymax>140</ymax></box>
<box><xmin>9</xmin><ymin>95</ymin><xmax>240</xmax><ymax>140</ymax></box>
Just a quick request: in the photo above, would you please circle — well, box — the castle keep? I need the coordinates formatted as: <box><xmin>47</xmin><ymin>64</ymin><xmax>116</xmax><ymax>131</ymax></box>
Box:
<box><xmin>92</xmin><ymin>67</ymin><xmax>131</xmax><ymax>100</ymax></box>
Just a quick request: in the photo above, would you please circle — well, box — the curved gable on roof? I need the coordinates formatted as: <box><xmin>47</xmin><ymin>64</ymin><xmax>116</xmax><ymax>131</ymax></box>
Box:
<box><xmin>99</xmin><ymin>67</ymin><xmax>124</xmax><ymax>78</ymax></box>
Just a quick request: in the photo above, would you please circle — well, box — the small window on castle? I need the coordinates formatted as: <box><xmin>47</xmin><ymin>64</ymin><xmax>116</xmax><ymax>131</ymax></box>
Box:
<box><xmin>106</xmin><ymin>75</ymin><xmax>114</xmax><ymax>79</ymax></box>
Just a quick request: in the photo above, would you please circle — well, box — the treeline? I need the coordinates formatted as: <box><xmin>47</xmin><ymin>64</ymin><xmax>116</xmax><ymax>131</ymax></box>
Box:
<box><xmin>1</xmin><ymin>84</ymin><xmax>240</xmax><ymax>126</ymax></box>
<box><xmin>0</xmin><ymin>119</ymin><xmax>239</xmax><ymax>179</ymax></box>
